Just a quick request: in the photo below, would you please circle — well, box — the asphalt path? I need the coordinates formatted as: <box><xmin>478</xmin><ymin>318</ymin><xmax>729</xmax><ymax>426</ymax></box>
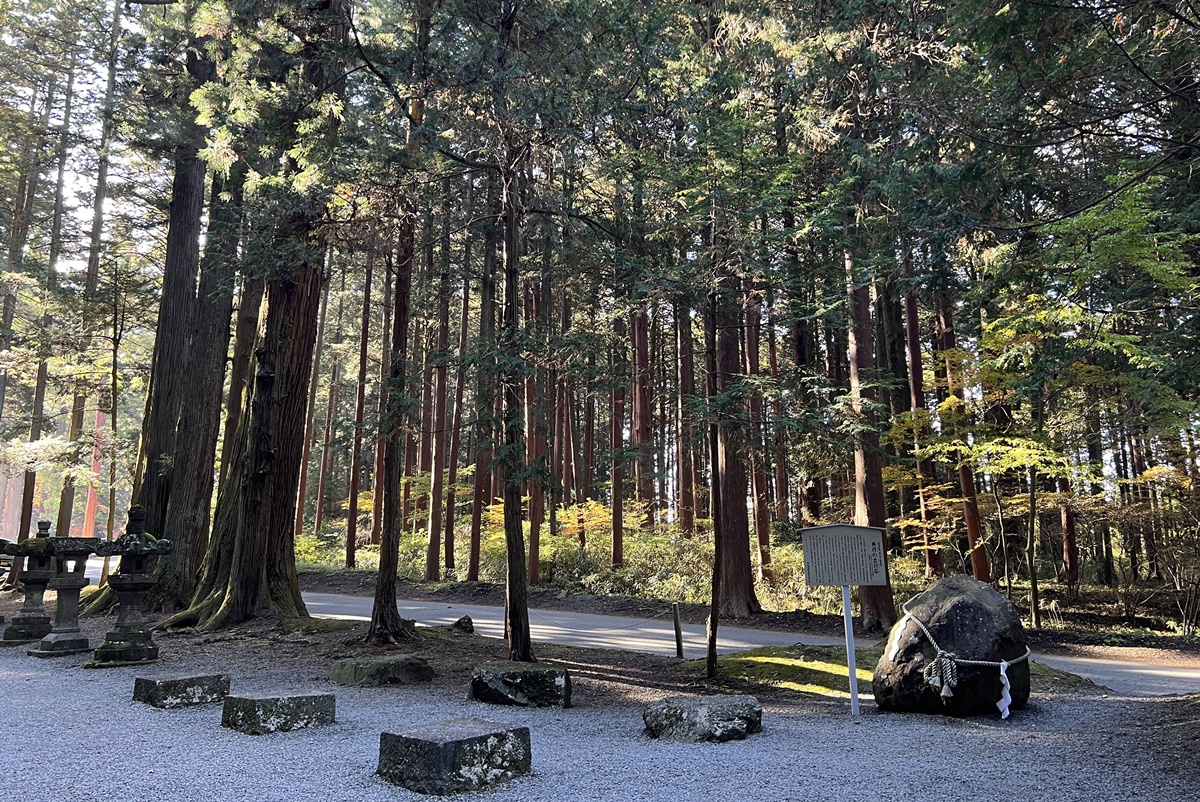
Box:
<box><xmin>78</xmin><ymin>559</ymin><xmax>1200</xmax><ymax>697</ymax></box>
<box><xmin>302</xmin><ymin>590</ymin><xmax>1200</xmax><ymax>698</ymax></box>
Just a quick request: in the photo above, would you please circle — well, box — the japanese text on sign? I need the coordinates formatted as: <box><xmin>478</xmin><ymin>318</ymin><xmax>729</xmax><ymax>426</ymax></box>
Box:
<box><xmin>802</xmin><ymin>525</ymin><xmax>888</xmax><ymax>587</ymax></box>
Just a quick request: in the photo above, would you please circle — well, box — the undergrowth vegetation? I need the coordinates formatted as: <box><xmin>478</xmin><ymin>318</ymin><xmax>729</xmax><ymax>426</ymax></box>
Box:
<box><xmin>299</xmin><ymin>500</ymin><xmax>983</xmax><ymax>618</ymax></box>
<box><xmin>296</xmin><ymin>492</ymin><xmax>1200</xmax><ymax>641</ymax></box>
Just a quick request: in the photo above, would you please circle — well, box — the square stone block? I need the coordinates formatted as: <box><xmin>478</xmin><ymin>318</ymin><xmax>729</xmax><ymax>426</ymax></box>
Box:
<box><xmin>330</xmin><ymin>654</ymin><xmax>434</xmax><ymax>686</ymax></box>
<box><xmin>134</xmin><ymin>674</ymin><xmax>231</xmax><ymax>708</ymax></box>
<box><xmin>27</xmin><ymin>631</ymin><xmax>90</xmax><ymax>657</ymax></box>
<box><xmin>221</xmin><ymin>692</ymin><xmax>335</xmax><ymax>735</ymax></box>
<box><xmin>378</xmin><ymin>718</ymin><xmax>532</xmax><ymax>795</ymax></box>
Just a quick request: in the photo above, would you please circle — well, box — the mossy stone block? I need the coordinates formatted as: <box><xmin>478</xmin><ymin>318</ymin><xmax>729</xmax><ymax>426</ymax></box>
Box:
<box><xmin>377</xmin><ymin>718</ymin><xmax>532</xmax><ymax>795</ymax></box>
<box><xmin>643</xmin><ymin>694</ymin><xmax>763</xmax><ymax>742</ymax></box>
<box><xmin>221</xmin><ymin>691</ymin><xmax>335</xmax><ymax>735</ymax></box>
<box><xmin>134</xmin><ymin>674</ymin><xmax>230</xmax><ymax>708</ymax></box>
<box><xmin>330</xmin><ymin>654</ymin><xmax>434</xmax><ymax>687</ymax></box>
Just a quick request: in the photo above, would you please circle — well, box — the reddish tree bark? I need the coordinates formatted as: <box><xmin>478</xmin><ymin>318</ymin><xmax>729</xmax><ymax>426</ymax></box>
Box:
<box><xmin>610</xmin><ymin>375</ymin><xmax>626</xmax><ymax>567</ymax></box>
<box><xmin>135</xmin><ymin>47</ymin><xmax>213</xmax><ymax>538</ymax></box>
<box><xmin>1057</xmin><ymin>476</ymin><xmax>1079</xmax><ymax>592</ymax></box>
<box><xmin>313</xmin><ymin>292</ymin><xmax>343</xmax><ymax>539</ymax></box>
<box><xmin>714</xmin><ymin>271</ymin><xmax>761</xmax><ymax>618</ymax></box>
<box><xmin>370</xmin><ymin>216</ymin><xmax>418</xmax><ymax>643</ymax></box>
<box><xmin>425</xmin><ymin>196</ymin><xmax>453</xmax><ymax>581</ymax></box>
<box><xmin>524</xmin><ymin>280</ymin><xmax>546</xmax><ymax>585</ymax></box>
<box><xmin>675</xmin><ymin>300</ymin><xmax>696</xmax><ymax>536</ymax></box>
<box><xmin>443</xmin><ymin>241</ymin><xmax>472</xmax><ymax>576</ymax></box>
<box><xmin>224</xmin><ymin>275</ymin><xmax>265</xmax><ymax>487</ymax></box>
<box><xmin>745</xmin><ymin>293</ymin><xmax>773</xmax><ymax>581</ymax></box>
<box><xmin>370</xmin><ymin>249</ymin><xmax>392</xmax><ymax>546</ymax></box>
<box><xmin>467</xmin><ymin>178</ymin><xmax>499</xmax><ymax>581</ymax></box>
<box><xmin>153</xmin><ymin>166</ymin><xmax>244</xmax><ymax>609</ymax></box>
<box><xmin>766</xmin><ymin>305</ymin><xmax>789</xmax><ymax>523</ymax></box>
<box><xmin>347</xmin><ymin>246</ymin><xmax>375</xmax><ymax>569</ymax></box>
<box><xmin>846</xmin><ymin>253</ymin><xmax>896</xmax><ymax>632</ymax></box>
<box><xmin>630</xmin><ymin>305</ymin><xmax>655</xmax><ymax>517</ymax></box>
<box><xmin>937</xmin><ymin>290</ymin><xmax>991</xmax><ymax>582</ymax></box>
<box><xmin>904</xmin><ymin>285</ymin><xmax>943</xmax><ymax>577</ymax></box>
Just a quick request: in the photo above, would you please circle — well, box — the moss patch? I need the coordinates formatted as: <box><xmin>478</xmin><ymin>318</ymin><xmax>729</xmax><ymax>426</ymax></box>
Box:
<box><xmin>686</xmin><ymin>644</ymin><xmax>883</xmax><ymax>700</ymax></box>
<box><xmin>279</xmin><ymin>617</ymin><xmax>356</xmax><ymax>634</ymax></box>
<box><xmin>1027</xmin><ymin>659</ymin><xmax>1098</xmax><ymax>691</ymax></box>
<box><xmin>688</xmin><ymin>643</ymin><xmax>1092</xmax><ymax>700</ymax></box>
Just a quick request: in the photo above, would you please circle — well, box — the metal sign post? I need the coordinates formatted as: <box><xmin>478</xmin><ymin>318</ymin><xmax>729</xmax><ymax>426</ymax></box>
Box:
<box><xmin>842</xmin><ymin>584</ymin><xmax>860</xmax><ymax>719</ymax></box>
<box><xmin>801</xmin><ymin>524</ymin><xmax>889</xmax><ymax>721</ymax></box>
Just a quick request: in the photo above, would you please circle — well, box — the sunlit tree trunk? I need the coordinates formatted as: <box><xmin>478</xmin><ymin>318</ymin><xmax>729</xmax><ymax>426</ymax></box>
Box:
<box><xmin>937</xmin><ymin>290</ymin><xmax>991</xmax><ymax>582</ymax></box>
<box><xmin>346</xmin><ymin>245</ymin><xmax>375</xmax><ymax>569</ymax></box>
<box><xmin>904</xmin><ymin>282</ymin><xmax>943</xmax><ymax>577</ymax></box>
<box><xmin>846</xmin><ymin>252</ymin><xmax>896</xmax><ymax>632</ymax></box>
<box><xmin>745</xmin><ymin>292</ymin><xmax>772</xmax><ymax>581</ymax></box>
<box><xmin>675</xmin><ymin>299</ymin><xmax>695</xmax><ymax>537</ymax></box>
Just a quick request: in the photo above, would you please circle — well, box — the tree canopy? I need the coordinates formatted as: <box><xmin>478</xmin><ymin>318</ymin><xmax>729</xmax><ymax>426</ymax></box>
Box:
<box><xmin>2</xmin><ymin>0</ymin><xmax>1199</xmax><ymax>638</ymax></box>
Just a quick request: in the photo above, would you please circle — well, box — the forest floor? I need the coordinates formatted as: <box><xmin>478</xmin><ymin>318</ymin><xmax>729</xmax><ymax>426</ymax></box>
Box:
<box><xmin>297</xmin><ymin>568</ymin><xmax>1200</xmax><ymax>664</ymax></box>
<box><xmin>3</xmin><ymin>582</ymin><xmax>1200</xmax><ymax>798</ymax></box>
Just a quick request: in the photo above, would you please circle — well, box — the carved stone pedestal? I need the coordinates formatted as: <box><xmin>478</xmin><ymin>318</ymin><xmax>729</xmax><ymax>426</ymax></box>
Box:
<box><xmin>86</xmin><ymin>506</ymin><xmax>171</xmax><ymax>668</ymax></box>
<box><xmin>90</xmin><ymin>573</ymin><xmax>159</xmax><ymax>665</ymax></box>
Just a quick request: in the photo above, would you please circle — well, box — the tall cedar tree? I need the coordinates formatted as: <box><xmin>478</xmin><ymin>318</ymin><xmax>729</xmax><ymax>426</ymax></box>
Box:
<box><xmin>162</xmin><ymin>0</ymin><xmax>351</xmax><ymax>630</ymax></box>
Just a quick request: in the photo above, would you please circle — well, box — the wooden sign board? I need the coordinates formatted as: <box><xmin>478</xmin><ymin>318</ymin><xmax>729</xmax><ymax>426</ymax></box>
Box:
<box><xmin>801</xmin><ymin>524</ymin><xmax>888</xmax><ymax>587</ymax></box>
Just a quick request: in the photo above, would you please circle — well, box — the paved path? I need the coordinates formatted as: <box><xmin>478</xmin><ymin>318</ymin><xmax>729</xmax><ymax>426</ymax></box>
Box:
<box><xmin>302</xmin><ymin>591</ymin><xmax>1200</xmax><ymax>697</ymax></box>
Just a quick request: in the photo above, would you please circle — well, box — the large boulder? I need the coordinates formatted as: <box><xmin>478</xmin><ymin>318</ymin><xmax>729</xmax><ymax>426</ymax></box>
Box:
<box><xmin>642</xmin><ymin>694</ymin><xmax>762</xmax><ymax>742</ymax></box>
<box><xmin>467</xmin><ymin>661</ymin><xmax>571</xmax><ymax>708</ymax></box>
<box><xmin>873</xmin><ymin>574</ymin><xmax>1030</xmax><ymax>717</ymax></box>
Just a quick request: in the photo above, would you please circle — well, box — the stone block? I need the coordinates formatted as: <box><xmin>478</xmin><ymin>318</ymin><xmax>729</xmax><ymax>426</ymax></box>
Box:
<box><xmin>377</xmin><ymin>718</ymin><xmax>532</xmax><ymax>795</ymax></box>
<box><xmin>643</xmin><ymin>694</ymin><xmax>762</xmax><ymax>742</ymax></box>
<box><xmin>133</xmin><ymin>674</ymin><xmax>231</xmax><ymax>708</ymax></box>
<box><xmin>88</xmin><ymin>630</ymin><xmax>159</xmax><ymax>667</ymax></box>
<box><xmin>221</xmin><ymin>692</ymin><xmax>335</xmax><ymax>735</ymax></box>
<box><xmin>468</xmin><ymin>661</ymin><xmax>571</xmax><ymax>708</ymax></box>
<box><xmin>330</xmin><ymin>654</ymin><xmax>434</xmax><ymax>687</ymax></box>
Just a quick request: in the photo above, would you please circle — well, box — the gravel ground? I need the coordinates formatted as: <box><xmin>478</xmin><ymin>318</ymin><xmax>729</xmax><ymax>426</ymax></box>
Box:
<box><xmin>4</xmin><ymin>632</ymin><xmax>1197</xmax><ymax>802</ymax></box>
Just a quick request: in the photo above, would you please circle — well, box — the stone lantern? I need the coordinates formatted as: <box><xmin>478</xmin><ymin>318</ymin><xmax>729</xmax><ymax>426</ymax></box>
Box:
<box><xmin>28</xmin><ymin>528</ymin><xmax>103</xmax><ymax>657</ymax></box>
<box><xmin>1</xmin><ymin>521</ymin><xmax>55</xmax><ymax>645</ymax></box>
<box><xmin>88</xmin><ymin>506</ymin><xmax>172</xmax><ymax>666</ymax></box>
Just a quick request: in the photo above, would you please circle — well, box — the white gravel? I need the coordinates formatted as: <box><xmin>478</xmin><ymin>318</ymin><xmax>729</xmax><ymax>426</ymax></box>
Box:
<box><xmin>3</xmin><ymin>643</ymin><xmax>1193</xmax><ymax>801</ymax></box>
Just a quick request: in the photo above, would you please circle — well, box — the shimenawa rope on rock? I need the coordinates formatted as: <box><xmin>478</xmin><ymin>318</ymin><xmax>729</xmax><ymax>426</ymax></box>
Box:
<box><xmin>885</xmin><ymin>595</ymin><xmax>1031</xmax><ymax>719</ymax></box>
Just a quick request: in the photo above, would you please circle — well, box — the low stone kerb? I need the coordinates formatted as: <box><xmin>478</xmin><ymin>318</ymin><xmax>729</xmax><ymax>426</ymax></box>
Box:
<box><xmin>330</xmin><ymin>654</ymin><xmax>434</xmax><ymax>687</ymax></box>
<box><xmin>221</xmin><ymin>691</ymin><xmax>335</xmax><ymax>735</ymax></box>
<box><xmin>134</xmin><ymin>674</ymin><xmax>230</xmax><ymax>708</ymax></box>
<box><xmin>378</xmin><ymin>717</ymin><xmax>532</xmax><ymax>796</ymax></box>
